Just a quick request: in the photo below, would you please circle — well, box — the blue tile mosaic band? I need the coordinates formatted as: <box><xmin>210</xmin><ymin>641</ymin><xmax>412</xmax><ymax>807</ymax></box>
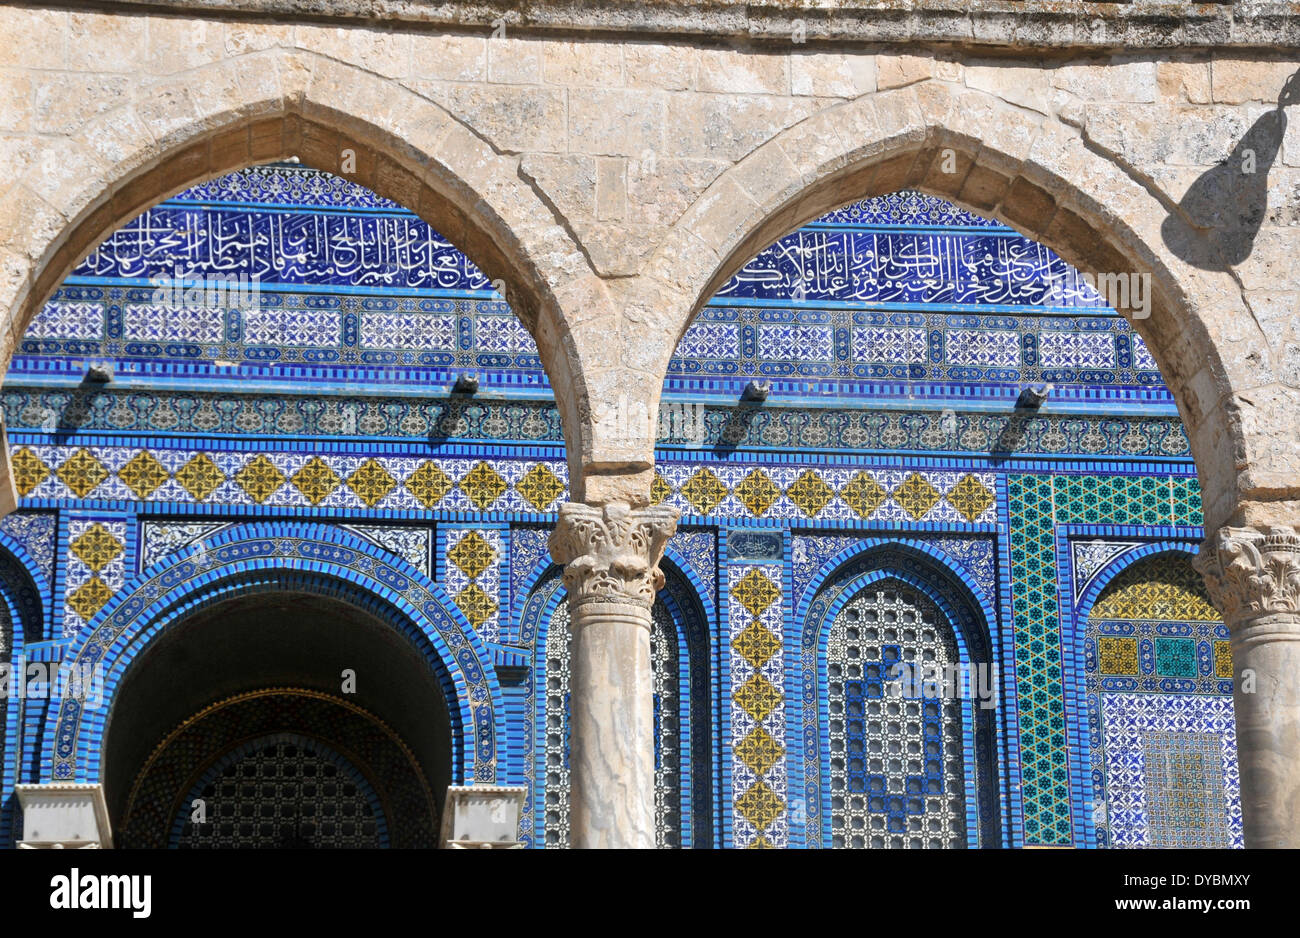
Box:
<box><xmin>0</xmin><ymin>165</ymin><xmax>1236</xmax><ymax>850</ymax></box>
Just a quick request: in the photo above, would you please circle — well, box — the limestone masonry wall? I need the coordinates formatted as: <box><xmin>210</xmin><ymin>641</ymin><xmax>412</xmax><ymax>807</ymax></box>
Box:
<box><xmin>0</xmin><ymin>3</ymin><xmax>1296</xmax><ymax>532</ymax></box>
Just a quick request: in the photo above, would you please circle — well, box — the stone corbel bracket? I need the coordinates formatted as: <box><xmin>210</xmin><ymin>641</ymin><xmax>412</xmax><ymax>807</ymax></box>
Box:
<box><xmin>548</xmin><ymin>501</ymin><xmax>679</xmax><ymax>612</ymax></box>
<box><xmin>1196</xmin><ymin>524</ymin><xmax>1300</xmax><ymax>625</ymax></box>
<box><xmin>15</xmin><ymin>783</ymin><xmax>113</xmax><ymax>849</ymax></box>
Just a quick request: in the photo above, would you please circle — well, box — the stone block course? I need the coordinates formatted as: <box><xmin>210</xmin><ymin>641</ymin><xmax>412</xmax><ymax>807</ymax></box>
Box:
<box><xmin>0</xmin><ymin>5</ymin><xmax>1292</xmax><ymax>536</ymax></box>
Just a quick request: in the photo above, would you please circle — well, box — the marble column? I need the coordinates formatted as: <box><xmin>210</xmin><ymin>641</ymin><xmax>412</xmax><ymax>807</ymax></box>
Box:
<box><xmin>548</xmin><ymin>501</ymin><xmax>678</xmax><ymax>848</ymax></box>
<box><xmin>1196</xmin><ymin>524</ymin><xmax>1300</xmax><ymax>848</ymax></box>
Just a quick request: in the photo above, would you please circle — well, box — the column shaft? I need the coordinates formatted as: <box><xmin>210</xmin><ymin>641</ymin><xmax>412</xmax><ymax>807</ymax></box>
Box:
<box><xmin>549</xmin><ymin>501</ymin><xmax>677</xmax><ymax>849</ymax></box>
<box><xmin>1227</xmin><ymin>616</ymin><xmax>1300</xmax><ymax>847</ymax></box>
<box><xmin>568</xmin><ymin>602</ymin><xmax>655</xmax><ymax>848</ymax></box>
<box><xmin>1197</xmin><ymin>524</ymin><xmax>1300</xmax><ymax>847</ymax></box>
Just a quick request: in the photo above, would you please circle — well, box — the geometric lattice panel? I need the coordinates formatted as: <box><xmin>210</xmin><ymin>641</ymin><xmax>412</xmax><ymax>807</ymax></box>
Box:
<box><xmin>1142</xmin><ymin>732</ymin><xmax>1230</xmax><ymax>849</ymax></box>
<box><xmin>826</xmin><ymin>580</ymin><xmax>967</xmax><ymax>848</ymax></box>
<box><xmin>175</xmin><ymin>733</ymin><xmax>384</xmax><ymax>848</ymax></box>
<box><xmin>1099</xmin><ymin>693</ymin><xmax>1241</xmax><ymax>849</ymax></box>
<box><xmin>1008</xmin><ymin>473</ymin><xmax>1202</xmax><ymax>846</ymax></box>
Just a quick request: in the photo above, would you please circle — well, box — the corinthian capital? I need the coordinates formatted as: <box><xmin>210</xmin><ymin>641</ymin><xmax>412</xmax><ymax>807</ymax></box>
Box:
<box><xmin>1195</xmin><ymin>524</ymin><xmax>1300</xmax><ymax>622</ymax></box>
<box><xmin>548</xmin><ymin>501</ymin><xmax>679</xmax><ymax>609</ymax></box>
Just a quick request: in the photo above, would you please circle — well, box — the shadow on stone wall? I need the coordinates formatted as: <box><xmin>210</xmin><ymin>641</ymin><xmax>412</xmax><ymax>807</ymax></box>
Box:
<box><xmin>1160</xmin><ymin>69</ymin><xmax>1299</xmax><ymax>271</ymax></box>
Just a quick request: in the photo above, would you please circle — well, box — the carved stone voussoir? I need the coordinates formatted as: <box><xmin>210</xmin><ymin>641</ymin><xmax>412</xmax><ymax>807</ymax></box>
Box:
<box><xmin>548</xmin><ymin>501</ymin><xmax>679</xmax><ymax>609</ymax></box>
<box><xmin>1195</xmin><ymin>524</ymin><xmax>1300</xmax><ymax>623</ymax></box>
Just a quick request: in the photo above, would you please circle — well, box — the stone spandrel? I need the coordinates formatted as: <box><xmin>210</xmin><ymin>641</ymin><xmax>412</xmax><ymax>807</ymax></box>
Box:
<box><xmin>548</xmin><ymin>501</ymin><xmax>679</xmax><ymax>610</ymax></box>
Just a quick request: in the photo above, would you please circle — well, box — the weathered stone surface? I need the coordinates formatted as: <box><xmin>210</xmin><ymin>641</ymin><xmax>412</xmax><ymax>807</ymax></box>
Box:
<box><xmin>569</xmin><ymin>88</ymin><xmax>666</xmax><ymax>157</ymax></box>
<box><xmin>2</xmin><ymin>19</ymin><xmax>1300</xmax><ymax>852</ymax></box>
<box><xmin>791</xmin><ymin>51</ymin><xmax>874</xmax><ymax>98</ymax></box>
<box><xmin>543</xmin><ymin>40</ymin><xmax>623</xmax><ymax>87</ymax></box>
<box><xmin>40</xmin><ymin>0</ymin><xmax>1300</xmax><ymax>53</ymax></box>
<box><xmin>964</xmin><ymin>62</ymin><xmax>1053</xmax><ymax>115</ymax></box>
<box><xmin>698</xmin><ymin>47</ymin><xmax>787</xmax><ymax>95</ymax></box>
<box><xmin>1053</xmin><ymin>58</ymin><xmax>1158</xmax><ymax>103</ymax></box>
<box><xmin>416</xmin><ymin>82</ymin><xmax>566</xmax><ymax>153</ymax></box>
<box><xmin>624</xmin><ymin>41</ymin><xmax>695</xmax><ymax>91</ymax></box>
<box><xmin>1211</xmin><ymin>57</ymin><xmax>1299</xmax><ymax>105</ymax></box>
<box><xmin>410</xmin><ymin>33</ymin><xmax>488</xmax><ymax>82</ymax></box>
<box><xmin>1158</xmin><ymin>60</ymin><xmax>1212</xmax><ymax>104</ymax></box>
<box><xmin>32</xmin><ymin>73</ymin><xmax>132</xmax><ymax>135</ymax></box>
<box><xmin>877</xmin><ymin>54</ymin><xmax>933</xmax><ymax>91</ymax></box>
<box><xmin>487</xmin><ymin>35</ymin><xmax>543</xmax><ymax>84</ymax></box>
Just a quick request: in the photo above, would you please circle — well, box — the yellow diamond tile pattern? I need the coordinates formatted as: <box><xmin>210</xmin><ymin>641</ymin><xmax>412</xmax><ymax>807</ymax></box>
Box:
<box><xmin>459</xmin><ymin>461</ymin><xmax>507</xmax><ymax>510</ymax></box>
<box><xmin>735</xmin><ymin>780</ymin><xmax>785</xmax><ymax>831</ymax></box>
<box><xmin>70</xmin><ymin>523</ymin><xmax>123</xmax><ymax>574</ymax></box>
<box><xmin>291</xmin><ymin>457</ymin><xmax>341</xmax><ymax>506</ymax></box>
<box><xmin>787</xmin><ymin>469</ymin><xmax>834</xmax><ymax>518</ymax></box>
<box><xmin>176</xmin><ymin>453</ymin><xmax>225</xmax><ymax>501</ymax></box>
<box><xmin>405</xmin><ymin>461</ymin><xmax>453</xmax><ymax>508</ymax></box>
<box><xmin>446</xmin><ymin>528</ymin><xmax>503</xmax><ymax>639</ymax></box>
<box><xmin>13</xmin><ymin>444</ymin><xmax>998</xmax><ymax>529</ymax></box>
<box><xmin>67</xmin><ymin>577</ymin><xmax>113</xmax><ymax>623</ymax></box>
<box><xmin>735</xmin><ymin>726</ymin><xmax>784</xmax><ymax>776</ymax></box>
<box><xmin>235</xmin><ymin>454</ymin><xmax>286</xmax><ymax>504</ymax></box>
<box><xmin>346</xmin><ymin>459</ymin><xmax>396</xmax><ymax>508</ymax></box>
<box><xmin>57</xmin><ymin>449</ymin><xmax>109</xmax><ymax>498</ymax></box>
<box><xmin>893</xmin><ymin>472</ymin><xmax>941</xmax><ymax>521</ymax></box>
<box><xmin>117</xmin><ymin>450</ymin><xmax>169</xmax><ymax>500</ymax></box>
<box><xmin>650</xmin><ymin>465</ymin><xmax>993</xmax><ymax>523</ymax></box>
<box><xmin>449</xmin><ymin>530</ymin><xmax>496</xmax><ymax>579</ymax></box>
<box><xmin>681</xmin><ymin>468</ymin><xmax>728</xmax><ymax>514</ymax></box>
<box><xmin>515</xmin><ymin>463</ymin><xmax>565</xmax><ymax>511</ymax></box>
<box><xmin>454</xmin><ymin>583</ymin><xmax>498</xmax><ymax>629</ymax></box>
<box><xmin>729</xmin><ymin>565</ymin><xmax>786</xmax><ymax>846</ymax></box>
<box><xmin>735</xmin><ymin>469</ymin><xmax>779</xmax><ymax>517</ymax></box>
<box><xmin>733</xmin><ymin>620</ymin><xmax>781</xmax><ymax>670</ymax></box>
<box><xmin>840</xmin><ymin>470</ymin><xmax>887</xmax><ymax>519</ymax></box>
<box><xmin>734</xmin><ymin>673</ymin><xmax>783</xmax><ymax>722</ymax></box>
<box><xmin>12</xmin><ymin>448</ymin><xmax>51</xmax><ymax>497</ymax></box>
<box><xmin>947</xmin><ymin>473</ymin><xmax>995</xmax><ymax>522</ymax></box>
<box><xmin>733</xmin><ymin>568</ymin><xmax>780</xmax><ymax>617</ymax></box>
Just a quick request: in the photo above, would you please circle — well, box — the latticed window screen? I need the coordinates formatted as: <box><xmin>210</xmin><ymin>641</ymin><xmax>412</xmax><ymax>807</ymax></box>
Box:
<box><xmin>543</xmin><ymin>598</ymin><xmax>681</xmax><ymax>848</ymax></box>
<box><xmin>827</xmin><ymin>580</ymin><xmax>967</xmax><ymax>848</ymax></box>
<box><xmin>176</xmin><ymin>734</ymin><xmax>383</xmax><ymax>849</ymax></box>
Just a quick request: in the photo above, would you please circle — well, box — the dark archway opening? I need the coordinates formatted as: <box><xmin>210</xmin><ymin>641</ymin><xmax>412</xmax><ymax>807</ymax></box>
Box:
<box><xmin>101</xmin><ymin>590</ymin><xmax>452</xmax><ymax>848</ymax></box>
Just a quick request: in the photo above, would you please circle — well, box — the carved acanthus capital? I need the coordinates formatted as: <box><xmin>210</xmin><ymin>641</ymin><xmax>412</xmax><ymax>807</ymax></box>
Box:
<box><xmin>1195</xmin><ymin>524</ymin><xmax>1300</xmax><ymax>623</ymax></box>
<box><xmin>548</xmin><ymin>501</ymin><xmax>679</xmax><ymax>609</ymax></box>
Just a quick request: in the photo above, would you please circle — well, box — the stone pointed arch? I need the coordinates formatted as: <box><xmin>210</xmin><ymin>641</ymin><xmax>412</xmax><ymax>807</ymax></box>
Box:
<box><xmin>0</xmin><ymin>48</ymin><xmax>596</xmax><ymax>504</ymax></box>
<box><xmin>639</xmin><ymin>80</ymin><xmax>1277</xmax><ymax>532</ymax></box>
